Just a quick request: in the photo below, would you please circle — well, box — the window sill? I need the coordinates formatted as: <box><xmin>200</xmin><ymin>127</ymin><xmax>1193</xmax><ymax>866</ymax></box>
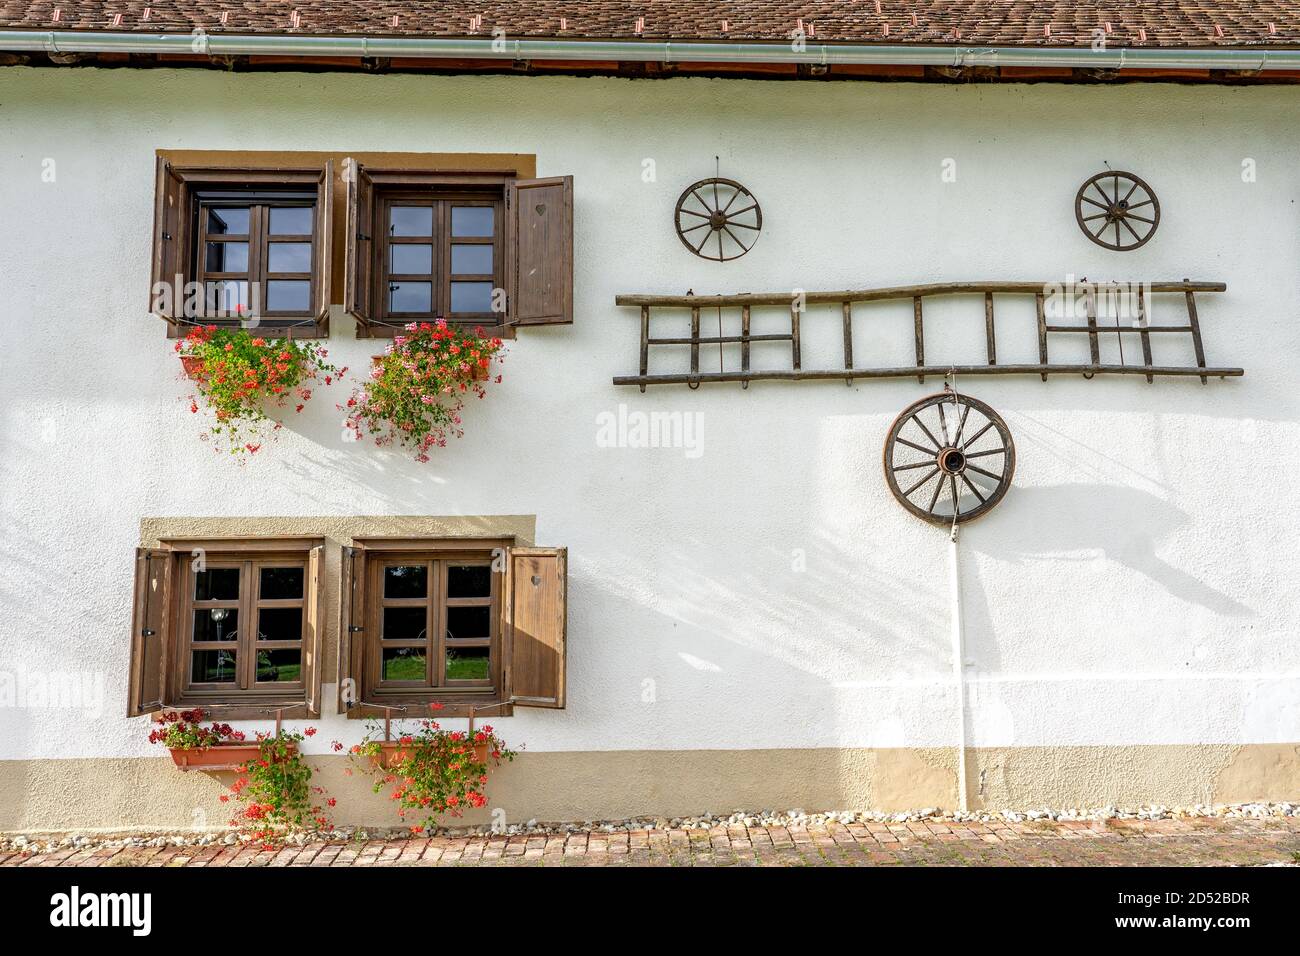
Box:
<box><xmin>346</xmin><ymin>699</ymin><xmax>513</xmax><ymax>720</ymax></box>
<box><xmin>162</xmin><ymin>699</ymin><xmax>319</xmax><ymax>721</ymax></box>
<box><xmin>359</xmin><ymin>320</ymin><xmax>515</xmax><ymax>341</ymax></box>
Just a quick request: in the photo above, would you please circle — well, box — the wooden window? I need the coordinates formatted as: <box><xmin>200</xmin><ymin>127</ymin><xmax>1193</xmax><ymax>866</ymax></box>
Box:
<box><xmin>340</xmin><ymin>540</ymin><xmax>567</xmax><ymax>716</ymax></box>
<box><xmin>346</xmin><ymin>162</ymin><xmax>573</xmax><ymax>337</ymax></box>
<box><xmin>150</xmin><ymin>159</ymin><xmax>333</xmax><ymax>337</ymax></box>
<box><xmin>127</xmin><ymin>538</ymin><xmax>326</xmax><ymax>719</ymax></box>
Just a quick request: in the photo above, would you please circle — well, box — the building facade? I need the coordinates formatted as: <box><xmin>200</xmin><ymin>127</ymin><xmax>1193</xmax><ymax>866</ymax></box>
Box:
<box><xmin>1</xmin><ymin>5</ymin><xmax>1299</xmax><ymax>832</ymax></box>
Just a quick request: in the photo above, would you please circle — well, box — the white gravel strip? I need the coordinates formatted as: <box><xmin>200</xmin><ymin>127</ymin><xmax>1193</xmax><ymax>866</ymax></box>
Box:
<box><xmin>2</xmin><ymin>801</ymin><xmax>1296</xmax><ymax>853</ymax></box>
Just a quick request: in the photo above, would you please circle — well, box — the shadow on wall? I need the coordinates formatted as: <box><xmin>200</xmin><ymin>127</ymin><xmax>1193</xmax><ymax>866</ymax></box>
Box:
<box><xmin>974</xmin><ymin>482</ymin><xmax>1253</xmax><ymax>620</ymax></box>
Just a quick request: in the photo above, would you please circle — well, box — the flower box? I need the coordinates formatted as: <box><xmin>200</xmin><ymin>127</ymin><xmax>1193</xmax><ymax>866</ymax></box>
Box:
<box><xmin>168</xmin><ymin>741</ymin><xmax>296</xmax><ymax>773</ymax></box>
<box><xmin>370</xmin><ymin>740</ymin><xmax>489</xmax><ymax>770</ymax></box>
<box><xmin>180</xmin><ymin>354</ymin><xmax>207</xmax><ymax>381</ymax></box>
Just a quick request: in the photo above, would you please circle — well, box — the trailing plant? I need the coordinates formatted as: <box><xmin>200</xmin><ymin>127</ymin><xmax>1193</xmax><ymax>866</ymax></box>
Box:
<box><xmin>176</xmin><ymin>325</ymin><xmax>344</xmax><ymax>457</ymax></box>
<box><xmin>147</xmin><ymin>708</ymin><xmax>245</xmax><ymax>750</ymax></box>
<box><xmin>341</xmin><ymin>320</ymin><xmax>505</xmax><ymax>463</ymax></box>
<box><xmin>342</xmin><ymin>711</ymin><xmax>516</xmax><ymax>834</ymax></box>
<box><xmin>221</xmin><ymin>726</ymin><xmax>334</xmax><ymax>848</ymax></box>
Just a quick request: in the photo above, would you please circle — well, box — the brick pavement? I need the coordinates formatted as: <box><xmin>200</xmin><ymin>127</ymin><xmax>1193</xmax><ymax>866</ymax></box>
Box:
<box><xmin>3</xmin><ymin>816</ymin><xmax>1299</xmax><ymax>867</ymax></box>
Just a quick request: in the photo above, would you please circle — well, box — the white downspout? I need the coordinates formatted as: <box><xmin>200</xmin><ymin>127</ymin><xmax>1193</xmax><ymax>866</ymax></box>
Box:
<box><xmin>949</xmin><ymin>521</ymin><xmax>970</xmax><ymax>813</ymax></box>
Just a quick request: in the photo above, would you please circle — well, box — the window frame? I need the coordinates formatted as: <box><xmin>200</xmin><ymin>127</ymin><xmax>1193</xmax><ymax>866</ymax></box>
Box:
<box><xmin>348</xmin><ymin>169</ymin><xmax>518</xmax><ymax>340</ymax></box>
<box><xmin>375</xmin><ymin>189</ymin><xmax>504</xmax><ymax>329</ymax></box>
<box><xmin>151</xmin><ymin>160</ymin><xmax>333</xmax><ymax>339</ymax></box>
<box><xmin>343</xmin><ymin>537</ymin><xmax>513</xmax><ymax>718</ymax></box>
<box><xmin>129</xmin><ymin>537</ymin><xmax>326</xmax><ymax>720</ymax></box>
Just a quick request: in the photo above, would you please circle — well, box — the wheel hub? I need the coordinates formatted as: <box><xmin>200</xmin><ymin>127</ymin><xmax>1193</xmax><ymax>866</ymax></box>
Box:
<box><xmin>938</xmin><ymin>447</ymin><xmax>967</xmax><ymax>475</ymax></box>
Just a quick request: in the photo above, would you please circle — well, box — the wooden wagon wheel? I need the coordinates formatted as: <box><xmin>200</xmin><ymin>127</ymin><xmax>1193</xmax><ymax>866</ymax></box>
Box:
<box><xmin>1074</xmin><ymin>171</ymin><xmax>1160</xmax><ymax>251</ymax></box>
<box><xmin>883</xmin><ymin>392</ymin><xmax>1016</xmax><ymax>526</ymax></box>
<box><xmin>674</xmin><ymin>177</ymin><xmax>762</xmax><ymax>261</ymax></box>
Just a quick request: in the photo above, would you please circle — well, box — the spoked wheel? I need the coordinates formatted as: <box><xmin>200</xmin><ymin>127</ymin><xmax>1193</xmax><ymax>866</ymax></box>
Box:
<box><xmin>883</xmin><ymin>392</ymin><xmax>1015</xmax><ymax>526</ymax></box>
<box><xmin>1074</xmin><ymin>170</ymin><xmax>1160</xmax><ymax>251</ymax></box>
<box><xmin>674</xmin><ymin>177</ymin><xmax>763</xmax><ymax>261</ymax></box>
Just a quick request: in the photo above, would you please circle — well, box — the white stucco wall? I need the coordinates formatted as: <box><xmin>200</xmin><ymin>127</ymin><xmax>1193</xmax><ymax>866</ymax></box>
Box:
<box><xmin>0</xmin><ymin>66</ymin><xmax>1297</xmax><ymax>766</ymax></box>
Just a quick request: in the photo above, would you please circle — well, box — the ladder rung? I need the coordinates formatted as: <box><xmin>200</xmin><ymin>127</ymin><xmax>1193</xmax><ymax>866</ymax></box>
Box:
<box><xmin>648</xmin><ymin>334</ymin><xmax>792</xmax><ymax>345</ymax></box>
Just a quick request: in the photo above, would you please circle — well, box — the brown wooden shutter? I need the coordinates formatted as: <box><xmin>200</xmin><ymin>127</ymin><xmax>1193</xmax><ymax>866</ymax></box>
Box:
<box><xmin>506</xmin><ymin>176</ymin><xmax>574</xmax><ymax>326</ymax></box>
<box><xmin>127</xmin><ymin>548</ymin><xmax>172</xmax><ymax>717</ymax></box>
<box><xmin>313</xmin><ymin>159</ymin><xmax>335</xmax><ymax>333</ymax></box>
<box><xmin>344</xmin><ymin>160</ymin><xmax>376</xmax><ymax>334</ymax></box>
<box><xmin>337</xmin><ymin>545</ymin><xmax>368</xmax><ymax>711</ymax></box>
<box><xmin>303</xmin><ymin>544</ymin><xmax>326</xmax><ymax>717</ymax></box>
<box><xmin>150</xmin><ymin>158</ymin><xmax>187</xmax><ymax>323</ymax></box>
<box><xmin>503</xmin><ymin>547</ymin><xmax>567</xmax><ymax>708</ymax></box>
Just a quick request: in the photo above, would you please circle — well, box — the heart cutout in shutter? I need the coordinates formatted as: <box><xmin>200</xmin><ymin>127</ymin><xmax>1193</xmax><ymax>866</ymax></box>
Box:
<box><xmin>535</xmin><ymin>204</ymin><xmax>546</xmax><ymax>216</ymax></box>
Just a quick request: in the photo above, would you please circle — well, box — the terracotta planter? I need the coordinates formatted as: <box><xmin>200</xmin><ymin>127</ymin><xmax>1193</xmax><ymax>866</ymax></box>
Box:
<box><xmin>370</xmin><ymin>740</ymin><xmax>490</xmax><ymax>770</ymax></box>
<box><xmin>180</xmin><ymin>354</ymin><xmax>207</xmax><ymax>381</ymax></box>
<box><xmin>168</xmin><ymin>741</ymin><xmax>296</xmax><ymax>772</ymax></box>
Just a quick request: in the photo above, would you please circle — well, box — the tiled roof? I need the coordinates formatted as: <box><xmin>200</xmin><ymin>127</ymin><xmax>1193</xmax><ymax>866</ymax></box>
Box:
<box><xmin>2</xmin><ymin>1</ymin><xmax>1299</xmax><ymax>48</ymax></box>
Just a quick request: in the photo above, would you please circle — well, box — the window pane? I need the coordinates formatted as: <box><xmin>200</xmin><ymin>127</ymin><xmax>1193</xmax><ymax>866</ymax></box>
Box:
<box><xmin>389</xmin><ymin>281</ymin><xmax>431</xmax><ymax>313</ymax></box>
<box><xmin>257</xmin><ymin>607</ymin><xmax>302</xmax><ymax>642</ymax></box>
<box><xmin>446</xmin><ymin>605</ymin><xmax>490</xmax><ymax>641</ymax></box>
<box><xmin>267</xmin><ymin>280</ymin><xmax>311</xmax><ymax>312</ymax></box>
<box><xmin>451</xmin><ymin>206</ymin><xmax>494</xmax><ymax>237</ymax></box>
<box><xmin>192</xmin><ymin>650</ymin><xmax>237</xmax><ymax>683</ymax></box>
<box><xmin>195</xmin><ymin>567</ymin><xmax>240</xmax><ymax>601</ymax></box>
<box><xmin>208</xmin><ymin>207</ymin><xmax>249</xmax><ymax>236</ymax></box>
<box><xmin>445</xmin><ymin>647</ymin><xmax>490</xmax><ymax>681</ymax></box>
<box><xmin>447</xmin><ymin>564</ymin><xmax>491</xmax><ymax>598</ymax></box>
<box><xmin>390</xmin><ymin>244</ymin><xmax>433</xmax><ymax>275</ymax></box>
<box><xmin>193</xmin><ymin>608</ymin><xmax>238</xmax><ymax>642</ymax></box>
<box><xmin>269</xmin><ymin>206</ymin><xmax>313</xmax><ymax>235</ymax></box>
<box><xmin>268</xmin><ymin>242</ymin><xmax>312</xmax><ymax>273</ymax></box>
<box><xmin>450</xmin><ymin>281</ymin><xmax>493</xmax><ymax>313</ymax></box>
<box><xmin>383</xmin><ymin>606</ymin><xmax>427</xmax><ymax>642</ymax></box>
<box><xmin>390</xmin><ymin>206</ymin><xmax>433</xmax><ymax>237</ymax></box>
<box><xmin>260</xmin><ymin>566</ymin><xmax>304</xmax><ymax>600</ymax></box>
<box><xmin>382</xmin><ymin>647</ymin><xmax>426</xmax><ymax>681</ymax></box>
<box><xmin>450</xmin><ymin>244</ymin><xmax>493</xmax><ymax>275</ymax></box>
<box><xmin>205</xmin><ymin>280</ymin><xmax>250</xmax><ymax>315</ymax></box>
<box><xmin>384</xmin><ymin>565</ymin><xmax>427</xmax><ymax>599</ymax></box>
<box><xmin>205</xmin><ymin>241</ymin><xmax>248</xmax><ymax>274</ymax></box>
<box><xmin>256</xmin><ymin>649</ymin><xmax>301</xmax><ymax>683</ymax></box>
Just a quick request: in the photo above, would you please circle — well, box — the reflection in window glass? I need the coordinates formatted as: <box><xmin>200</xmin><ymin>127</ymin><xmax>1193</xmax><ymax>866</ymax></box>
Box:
<box><xmin>192</xmin><ymin>649</ymin><xmax>237</xmax><ymax>683</ymax></box>
<box><xmin>383</xmin><ymin>607</ymin><xmax>427</xmax><ymax>642</ymax></box>
<box><xmin>260</xmin><ymin>567</ymin><xmax>304</xmax><ymax>600</ymax></box>
<box><xmin>268</xmin><ymin>242</ymin><xmax>312</xmax><ymax>273</ymax></box>
<box><xmin>206</xmin><ymin>242</ymin><xmax>249</xmax><ymax>273</ymax></box>
<box><xmin>256</xmin><ymin>649</ymin><xmax>302</xmax><ymax>683</ymax></box>
<box><xmin>451</xmin><ymin>206</ymin><xmax>494</xmax><ymax>237</ymax></box>
<box><xmin>257</xmin><ymin>607</ymin><xmax>302</xmax><ymax>643</ymax></box>
<box><xmin>269</xmin><ymin>207</ymin><xmax>313</xmax><ymax>235</ymax></box>
<box><xmin>450</xmin><ymin>281</ymin><xmax>494</xmax><ymax>313</ymax></box>
<box><xmin>447</xmin><ymin>565</ymin><xmax>491</xmax><ymax>598</ymax></box>
<box><xmin>384</xmin><ymin>565</ymin><xmax>428</xmax><ymax>599</ymax></box>
<box><xmin>450</xmin><ymin>244</ymin><xmax>493</xmax><ymax>275</ymax></box>
<box><xmin>208</xmin><ymin>207</ymin><xmax>250</xmax><ymax>235</ymax></box>
<box><xmin>391</xmin><ymin>244</ymin><xmax>433</xmax><ymax>274</ymax></box>
<box><xmin>204</xmin><ymin>280</ymin><xmax>250</xmax><ymax>314</ymax></box>
<box><xmin>382</xmin><ymin>647</ymin><xmax>426</xmax><ymax>681</ymax></box>
<box><xmin>267</xmin><ymin>280</ymin><xmax>311</xmax><ymax>312</ymax></box>
<box><xmin>445</xmin><ymin>647</ymin><xmax>490</xmax><ymax>681</ymax></box>
<box><xmin>390</xmin><ymin>206</ymin><xmax>433</xmax><ymax>237</ymax></box>
<box><xmin>195</xmin><ymin>567</ymin><xmax>240</xmax><ymax>601</ymax></box>
<box><xmin>389</xmin><ymin>281</ymin><xmax>432</xmax><ymax>313</ymax></box>
<box><xmin>193</xmin><ymin>608</ymin><xmax>239</xmax><ymax>642</ymax></box>
<box><xmin>446</xmin><ymin>605</ymin><xmax>491</xmax><ymax>641</ymax></box>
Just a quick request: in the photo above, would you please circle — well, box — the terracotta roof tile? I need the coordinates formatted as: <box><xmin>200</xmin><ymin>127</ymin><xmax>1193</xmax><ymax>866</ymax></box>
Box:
<box><xmin>2</xmin><ymin>1</ymin><xmax>1299</xmax><ymax>48</ymax></box>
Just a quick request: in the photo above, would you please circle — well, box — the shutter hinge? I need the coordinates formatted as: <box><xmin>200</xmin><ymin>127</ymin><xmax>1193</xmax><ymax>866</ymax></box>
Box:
<box><xmin>162</xmin><ymin>232</ymin><xmax>172</xmax><ymax>241</ymax></box>
<box><xmin>357</xmin><ymin>232</ymin><xmax>370</xmax><ymax>242</ymax></box>
<box><xmin>348</xmin><ymin>625</ymin><xmax>364</xmax><ymax>632</ymax></box>
<box><xmin>142</xmin><ymin>628</ymin><xmax>156</xmax><ymax>637</ymax></box>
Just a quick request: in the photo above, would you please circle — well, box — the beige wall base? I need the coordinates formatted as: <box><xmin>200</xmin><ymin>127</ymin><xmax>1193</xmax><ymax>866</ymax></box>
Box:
<box><xmin>2</xmin><ymin>744</ymin><xmax>1297</xmax><ymax>834</ymax></box>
